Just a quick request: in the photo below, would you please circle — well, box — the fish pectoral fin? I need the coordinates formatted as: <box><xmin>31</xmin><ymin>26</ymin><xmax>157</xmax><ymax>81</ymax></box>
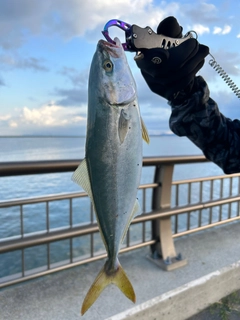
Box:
<box><xmin>118</xmin><ymin>109</ymin><xmax>130</xmax><ymax>144</ymax></box>
<box><xmin>81</xmin><ymin>259</ymin><xmax>135</xmax><ymax>315</ymax></box>
<box><xmin>121</xmin><ymin>199</ymin><xmax>141</xmax><ymax>243</ymax></box>
<box><xmin>141</xmin><ymin>117</ymin><xmax>150</xmax><ymax>144</ymax></box>
<box><xmin>71</xmin><ymin>158</ymin><xmax>93</xmax><ymax>199</ymax></box>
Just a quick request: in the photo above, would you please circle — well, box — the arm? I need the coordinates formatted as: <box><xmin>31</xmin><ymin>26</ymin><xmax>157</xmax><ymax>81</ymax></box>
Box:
<box><xmin>135</xmin><ymin>16</ymin><xmax>240</xmax><ymax>174</ymax></box>
<box><xmin>169</xmin><ymin>76</ymin><xmax>240</xmax><ymax>174</ymax></box>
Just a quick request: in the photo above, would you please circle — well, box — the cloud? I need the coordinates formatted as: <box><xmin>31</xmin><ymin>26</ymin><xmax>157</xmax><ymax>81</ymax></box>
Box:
<box><xmin>0</xmin><ymin>54</ymin><xmax>49</xmax><ymax>72</ymax></box>
<box><xmin>0</xmin><ymin>114</ymin><xmax>11</xmax><ymax>121</ymax></box>
<box><xmin>0</xmin><ymin>103</ymin><xmax>87</xmax><ymax>135</ymax></box>
<box><xmin>22</xmin><ymin>104</ymin><xmax>86</xmax><ymax>127</ymax></box>
<box><xmin>58</xmin><ymin>67</ymin><xmax>89</xmax><ymax>87</ymax></box>
<box><xmin>210</xmin><ymin>50</ymin><xmax>240</xmax><ymax>76</ymax></box>
<box><xmin>0</xmin><ymin>0</ymin><xmax>182</xmax><ymax>49</ymax></box>
<box><xmin>1</xmin><ymin>0</ymin><xmax>239</xmax><ymax>137</ymax></box>
<box><xmin>0</xmin><ymin>1</ymin><xmax>236</xmax><ymax>52</ymax></box>
<box><xmin>198</xmin><ymin>46</ymin><xmax>240</xmax><ymax>90</ymax></box>
<box><xmin>213</xmin><ymin>25</ymin><xmax>231</xmax><ymax>35</ymax></box>
<box><xmin>213</xmin><ymin>27</ymin><xmax>222</xmax><ymax>35</ymax></box>
<box><xmin>54</xmin><ymin>88</ymin><xmax>88</xmax><ymax>106</ymax></box>
<box><xmin>222</xmin><ymin>25</ymin><xmax>231</xmax><ymax>35</ymax></box>
<box><xmin>191</xmin><ymin>24</ymin><xmax>210</xmax><ymax>36</ymax></box>
<box><xmin>208</xmin><ymin>89</ymin><xmax>240</xmax><ymax>121</ymax></box>
<box><xmin>0</xmin><ymin>1</ymin><xmax>50</xmax><ymax>49</ymax></box>
<box><xmin>54</xmin><ymin>67</ymin><xmax>89</xmax><ymax>107</ymax></box>
<box><xmin>183</xmin><ymin>2</ymin><xmax>218</xmax><ymax>24</ymax></box>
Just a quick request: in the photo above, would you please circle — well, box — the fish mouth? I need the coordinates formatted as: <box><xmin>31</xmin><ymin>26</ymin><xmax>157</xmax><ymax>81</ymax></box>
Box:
<box><xmin>98</xmin><ymin>39</ymin><xmax>120</xmax><ymax>48</ymax></box>
<box><xmin>98</xmin><ymin>37</ymin><xmax>122</xmax><ymax>57</ymax></box>
<box><xmin>98</xmin><ymin>37</ymin><xmax>121</xmax><ymax>48</ymax></box>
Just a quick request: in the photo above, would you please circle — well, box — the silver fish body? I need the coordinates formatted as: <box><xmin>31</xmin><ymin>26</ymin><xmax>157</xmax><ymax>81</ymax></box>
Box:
<box><xmin>72</xmin><ymin>37</ymin><xmax>149</xmax><ymax>315</ymax></box>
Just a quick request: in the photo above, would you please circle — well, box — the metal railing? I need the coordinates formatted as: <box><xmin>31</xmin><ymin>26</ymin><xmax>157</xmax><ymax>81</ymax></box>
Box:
<box><xmin>1</xmin><ymin>156</ymin><xmax>240</xmax><ymax>286</ymax></box>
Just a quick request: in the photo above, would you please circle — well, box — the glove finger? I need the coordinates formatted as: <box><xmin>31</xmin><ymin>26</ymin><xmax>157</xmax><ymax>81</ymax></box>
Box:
<box><xmin>173</xmin><ymin>46</ymin><xmax>208</xmax><ymax>82</ymax></box>
<box><xmin>157</xmin><ymin>16</ymin><xmax>183</xmax><ymax>38</ymax></box>
<box><xmin>162</xmin><ymin>59</ymin><xmax>205</xmax><ymax>87</ymax></box>
<box><xmin>170</xmin><ymin>60</ymin><xmax>205</xmax><ymax>93</ymax></box>
<box><xmin>140</xmin><ymin>69</ymin><xmax>172</xmax><ymax>98</ymax></box>
<box><xmin>138</xmin><ymin>38</ymin><xmax>200</xmax><ymax>77</ymax></box>
<box><xmin>198</xmin><ymin>44</ymin><xmax>210</xmax><ymax>59</ymax></box>
<box><xmin>142</xmin><ymin>48</ymin><xmax>207</xmax><ymax>89</ymax></box>
<box><xmin>167</xmin><ymin>41</ymin><xmax>209</xmax><ymax>74</ymax></box>
<box><xmin>140</xmin><ymin>69</ymin><xmax>161</xmax><ymax>91</ymax></box>
<box><xmin>135</xmin><ymin>48</ymin><xmax>169</xmax><ymax>77</ymax></box>
<box><xmin>167</xmin><ymin>38</ymin><xmax>199</xmax><ymax>70</ymax></box>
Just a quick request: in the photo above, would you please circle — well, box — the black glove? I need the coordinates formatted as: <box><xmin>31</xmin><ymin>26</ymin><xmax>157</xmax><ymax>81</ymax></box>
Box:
<box><xmin>135</xmin><ymin>16</ymin><xmax>209</xmax><ymax>102</ymax></box>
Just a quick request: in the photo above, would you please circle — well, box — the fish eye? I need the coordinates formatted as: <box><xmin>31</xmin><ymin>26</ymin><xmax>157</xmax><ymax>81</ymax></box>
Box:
<box><xmin>103</xmin><ymin>60</ymin><xmax>113</xmax><ymax>72</ymax></box>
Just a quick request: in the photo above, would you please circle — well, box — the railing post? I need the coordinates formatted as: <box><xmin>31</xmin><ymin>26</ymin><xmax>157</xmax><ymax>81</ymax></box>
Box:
<box><xmin>148</xmin><ymin>164</ymin><xmax>187</xmax><ymax>271</ymax></box>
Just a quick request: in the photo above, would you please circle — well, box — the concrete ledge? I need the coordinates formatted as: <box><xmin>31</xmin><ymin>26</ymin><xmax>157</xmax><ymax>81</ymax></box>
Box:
<box><xmin>1</xmin><ymin>222</ymin><xmax>240</xmax><ymax>320</ymax></box>
<box><xmin>107</xmin><ymin>261</ymin><xmax>240</xmax><ymax>320</ymax></box>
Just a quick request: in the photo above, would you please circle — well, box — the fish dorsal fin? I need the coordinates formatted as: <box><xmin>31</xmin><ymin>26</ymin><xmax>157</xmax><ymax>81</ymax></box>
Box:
<box><xmin>72</xmin><ymin>158</ymin><xmax>93</xmax><ymax>200</ymax></box>
<box><xmin>141</xmin><ymin>117</ymin><xmax>150</xmax><ymax>144</ymax></box>
<box><xmin>121</xmin><ymin>199</ymin><xmax>141</xmax><ymax>243</ymax></box>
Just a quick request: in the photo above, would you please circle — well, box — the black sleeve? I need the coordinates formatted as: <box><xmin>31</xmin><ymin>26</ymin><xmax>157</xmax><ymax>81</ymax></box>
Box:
<box><xmin>169</xmin><ymin>76</ymin><xmax>240</xmax><ymax>174</ymax></box>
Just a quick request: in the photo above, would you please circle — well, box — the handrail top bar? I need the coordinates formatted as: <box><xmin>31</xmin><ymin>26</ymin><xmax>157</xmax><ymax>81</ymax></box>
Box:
<box><xmin>143</xmin><ymin>155</ymin><xmax>207</xmax><ymax>166</ymax></box>
<box><xmin>1</xmin><ymin>193</ymin><xmax>240</xmax><ymax>253</ymax></box>
<box><xmin>0</xmin><ymin>155</ymin><xmax>207</xmax><ymax>177</ymax></box>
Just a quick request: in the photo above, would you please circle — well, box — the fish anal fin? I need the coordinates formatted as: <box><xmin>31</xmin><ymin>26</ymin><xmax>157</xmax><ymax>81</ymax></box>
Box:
<box><xmin>121</xmin><ymin>199</ymin><xmax>141</xmax><ymax>243</ymax></box>
<box><xmin>141</xmin><ymin>117</ymin><xmax>150</xmax><ymax>144</ymax></box>
<box><xmin>81</xmin><ymin>260</ymin><xmax>135</xmax><ymax>315</ymax></box>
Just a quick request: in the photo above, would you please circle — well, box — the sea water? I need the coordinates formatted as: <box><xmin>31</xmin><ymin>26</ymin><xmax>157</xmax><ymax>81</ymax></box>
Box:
<box><xmin>0</xmin><ymin>136</ymin><xmax>225</xmax><ymax>278</ymax></box>
<box><xmin>0</xmin><ymin>135</ymin><xmax>223</xmax><ymax>199</ymax></box>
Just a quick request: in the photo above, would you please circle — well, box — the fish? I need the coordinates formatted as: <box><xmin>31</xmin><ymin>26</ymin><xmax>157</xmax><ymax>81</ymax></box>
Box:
<box><xmin>72</xmin><ymin>37</ymin><xmax>149</xmax><ymax>315</ymax></box>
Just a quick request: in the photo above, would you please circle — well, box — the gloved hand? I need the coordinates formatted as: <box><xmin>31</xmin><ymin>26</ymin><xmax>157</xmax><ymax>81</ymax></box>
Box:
<box><xmin>135</xmin><ymin>16</ymin><xmax>209</xmax><ymax>102</ymax></box>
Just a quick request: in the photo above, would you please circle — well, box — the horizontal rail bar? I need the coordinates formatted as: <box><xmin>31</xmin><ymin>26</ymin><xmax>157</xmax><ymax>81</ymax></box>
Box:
<box><xmin>0</xmin><ymin>239</ymin><xmax>155</xmax><ymax>289</ymax></box>
<box><xmin>0</xmin><ymin>159</ymin><xmax>81</xmax><ymax>177</ymax></box>
<box><xmin>0</xmin><ymin>183</ymin><xmax>158</xmax><ymax>208</ymax></box>
<box><xmin>0</xmin><ymin>224</ymin><xmax>99</xmax><ymax>253</ymax></box>
<box><xmin>1</xmin><ymin>171</ymin><xmax>238</xmax><ymax>208</ymax></box>
<box><xmin>1</xmin><ymin>154</ymin><xmax>236</xmax><ymax>291</ymax></box>
<box><xmin>134</xmin><ymin>195</ymin><xmax>240</xmax><ymax>222</ymax></box>
<box><xmin>0</xmin><ymin>156</ymin><xmax>208</xmax><ymax>177</ymax></box>
<box><xmin>0</xmin><ymin>191</ymin><xmax>86</xmax><ymax>208</ymax></box>
<box><xmin>173</xmin><ymin>215</ymin><xmax>240</xmax><ymax>238</ymax></box>
<box><xmin>1</xmin><ymin>194</ymin><xmax>240</xmax><ymax>254</ymax></box>
<box><xmin>142</xmin><ymin>155</ymin><xmax>208</xmax><ymax>166</ymax></box>
<box><xmin>172</xmin><ymin>172</ymin><xmax>240</xmax><ymax>185</ymax></box>
<box><xmin>134</xmin><ymin>194</ymin><xmax>240</xmax><ymax>223</ymax></box>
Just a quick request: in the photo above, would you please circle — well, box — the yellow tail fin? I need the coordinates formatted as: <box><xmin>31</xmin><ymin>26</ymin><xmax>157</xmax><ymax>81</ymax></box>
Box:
<box><xmin>81</xmin><ymin>260</ymin><xmax>135</xmax><ymax>315</ymax></box>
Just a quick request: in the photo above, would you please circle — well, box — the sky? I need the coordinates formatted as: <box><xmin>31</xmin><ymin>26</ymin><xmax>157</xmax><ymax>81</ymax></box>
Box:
<box><xmin>0</xmin><ymin>0</ymin><xmax>240</xmax><ymax>136</ymax></box>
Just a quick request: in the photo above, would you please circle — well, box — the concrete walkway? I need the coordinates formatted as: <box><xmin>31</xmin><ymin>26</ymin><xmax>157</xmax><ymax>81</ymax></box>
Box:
<box><xmin>1</xmin><ymin>222</ymin><xmax>240</xmax><ymax>320</ymax></box>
